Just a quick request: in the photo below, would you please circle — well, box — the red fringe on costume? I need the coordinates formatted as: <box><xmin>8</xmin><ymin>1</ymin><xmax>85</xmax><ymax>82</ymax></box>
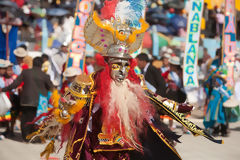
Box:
<box><xmin>94</xmin><ymin>54</ymin><xmax>155</xmax><ymax>149</ymax></box>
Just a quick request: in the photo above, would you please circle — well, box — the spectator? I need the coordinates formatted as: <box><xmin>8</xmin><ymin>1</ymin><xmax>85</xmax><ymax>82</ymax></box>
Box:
<box><xmin>0</xmin><ymin>60</ymin><xmax>8</xmax><ymax>136</ymax></box>
<box><xmin>136</xmin><ymin>53</ymin><xmax>166</xmax><ymax>97</ymax></box>
<box><xmin>216</xmin><ymin>9</ymin><xmax>224</xmax><ymax>36</ymax></box>
<box><xmin>0</xmin><ymin>59</ymin><xmax>7</xmax><ymax>88</ymax></box>
<box><xmin>1</xmin><ymin>61</ymin><xmax>18</xmax><ymax>137</ymax></box>
<box><xmin>160</xmin><ymin>53</ymin><xmax>171</xmax><ymax>74</ymax></box>
<box><xmin>50</xmin><ymin>43</ymin><xmax>68</xmax><ymax>84</ymax></box>
<box><xmin>41</xmin><ymin>54</ymin><xmax>51</xmax><ymax>73</ymax></box>
<box><xmin>85</xmin><ymin>55</ymin><xmax>95</xmax><ymax>75</ymax></box>
<box><xmin>0</xmin><ymin>57</ymin><xmax>53</xmax><ymax>142</ymax></box>
<box><xmin>60</xmin><ymin>67</ymin><xmax>80</xmax><ymax>95</ymax></box>
<box><xmin>12</xmin><ymin>47</ymin><xmax>28</xmax><ymax>75</ymax></box>
<box><xmin>167</xmin><ymin>56</ymin><xmax>186</xmax><ymax>103</ymax></box>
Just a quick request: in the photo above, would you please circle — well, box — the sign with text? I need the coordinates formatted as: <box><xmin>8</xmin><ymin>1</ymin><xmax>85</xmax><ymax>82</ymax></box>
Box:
<box><xmin>183</xmin><ymin>0</ymin><xmax>204</xmax><ymax>88</ymax></box>
<box><xmin>223</xmin><ymin>0</ymin><xmax>236</xmax><ymax>87</ymax></box>
<box><xmin>67</xmin><ymin>0</ymin><xmax>94</xmax><ymax>73</ymax></box>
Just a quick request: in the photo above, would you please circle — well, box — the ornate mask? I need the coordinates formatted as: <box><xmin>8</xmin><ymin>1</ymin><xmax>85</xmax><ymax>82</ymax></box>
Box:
<box><xmin>109</xmin><ymin>58</ymin><xmax>130</xmax><ymax>83</ymax></box>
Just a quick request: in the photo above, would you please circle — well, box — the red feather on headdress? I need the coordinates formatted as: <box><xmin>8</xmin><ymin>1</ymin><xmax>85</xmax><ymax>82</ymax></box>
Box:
<box><xmin>101</xmin><ymin>0</ymin><xmax>119</xmax><ymax>19</ymax></box>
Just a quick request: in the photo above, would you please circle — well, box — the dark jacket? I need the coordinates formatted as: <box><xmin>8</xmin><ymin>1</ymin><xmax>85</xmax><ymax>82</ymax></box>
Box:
<box><xmin>3</xmin><ymin>67</ymin><xmax>53</xmax><ymax>107</ymax></box>
<box><xmin>144</xmin><ymin>64</ymin><xmax>167</xmax><ymax>97</ymax></box>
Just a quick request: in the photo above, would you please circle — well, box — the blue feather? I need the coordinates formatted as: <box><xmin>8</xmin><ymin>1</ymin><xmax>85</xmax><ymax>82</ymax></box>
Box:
<box><xmin>128</xmin><ymin>0</ymin><xmax>146</xmax><ymax>27</ymax></box>
<box><xmin>115</xmin><ymin>0</ymin><xmax>146</xmax><ymax>28</ymax></box>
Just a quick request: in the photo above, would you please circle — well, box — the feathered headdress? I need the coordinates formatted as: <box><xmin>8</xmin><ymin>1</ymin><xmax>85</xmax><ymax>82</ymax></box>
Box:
<box><xmin>84</xmin><ymin>0</ymin><xmax>148</xmax><ymax>59</ymax></box>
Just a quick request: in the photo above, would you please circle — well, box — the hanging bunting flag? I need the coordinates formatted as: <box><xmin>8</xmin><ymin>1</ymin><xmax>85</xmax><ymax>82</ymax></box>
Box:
<box><xmin>183</xmin><ymin>0</ymin><xmax>204</xmax><ymax>88</ymax></box>
<box><xmin>66</xmin><ymin>0</ymin><xmax>95</xmax><ymax>73</ymax></box>
<box><xmin>222</xmin><ymin>0</ymin><xmax>237</xmax><ymax>87</ymax></box>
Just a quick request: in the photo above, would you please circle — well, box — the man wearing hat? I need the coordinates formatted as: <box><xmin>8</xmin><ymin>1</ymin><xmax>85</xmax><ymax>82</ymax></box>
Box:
<box><xmin>160</xmin><ymin>53</ymin><xmax>171</xmax><ymax>74</ymax></box>
<box><xmin>12</xmin><ymin>47</ymin><xmax>29</xmax><ymax>76</ymax></box>
<box><xmin>0</xmin><ymin>59</ymin><xmax>7</xmax><ymax>88</ymax></box>
<box><xmin>60</xmin><ymin>67</ymin><xmax>80</xmax><ymax>95</ymax></box>
<box><xmin>167</xmin><ymin>56</ymin><xmax>187</xmax><ymax>103</ymax></box>
<box><xmin>50</xmin><ymin>43</ymin><xmax>68</xmax><ymax>84</ymax></box>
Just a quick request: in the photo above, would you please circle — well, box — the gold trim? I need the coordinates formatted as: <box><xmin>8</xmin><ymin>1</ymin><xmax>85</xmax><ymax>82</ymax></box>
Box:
<box><xmin>76</xmin><ymin>94</ymin><xmax>95</xmax><ymax>158</ymax></box>
<box><xmin>93</xmin><ymin>148</ymin><xmax>135</xmax><ymax>153</ymax></box>
<box><xmin>148</xmin><ymin>96</ymin><xmax>222</xmax><ymax>143</ymax></box>
<box><xmin>69</xmin><ymin>89</ymin><xmax>92</xmax><ymax>98</ymax></box>
<box><xmin>149</xmin><ymin>124</ymin><xmax>182</xmax><ymax>160</ymax></box>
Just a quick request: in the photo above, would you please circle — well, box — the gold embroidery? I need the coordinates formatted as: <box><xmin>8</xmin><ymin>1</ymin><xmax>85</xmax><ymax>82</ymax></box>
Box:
<box><xmin>148</xmin><ymin>96</ymin><xmax>205</xmax><ymax>136</ymax></box>
<box><xmin>150</xmin><ymin>124</ymin><xmax>182</xmax><ymax>160</ymax></box>
<box><xmin>93</xmin><ymin>148</ymin><xmax>135</xmax><ymax>153</ymax></box>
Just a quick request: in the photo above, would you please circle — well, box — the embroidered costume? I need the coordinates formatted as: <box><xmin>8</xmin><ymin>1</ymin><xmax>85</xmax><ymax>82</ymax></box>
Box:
<box><xmin>29</xmin><ymin>1</ymin><xmax>222</xmax><ymax>160</ymax></box>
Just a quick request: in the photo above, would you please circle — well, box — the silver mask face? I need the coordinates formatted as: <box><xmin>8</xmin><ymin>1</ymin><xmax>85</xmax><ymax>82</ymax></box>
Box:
<box><xmin>109</xmin><ymin>58</ymin><xmax>130</xmax><ymax>83</ymax></box>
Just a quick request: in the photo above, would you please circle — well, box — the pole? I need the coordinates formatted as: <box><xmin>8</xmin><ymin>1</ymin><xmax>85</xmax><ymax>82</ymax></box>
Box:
<box><xmin>6</xmin><ymin>12</ymin><xmax>9</xmax><ymax>60</ymax></box>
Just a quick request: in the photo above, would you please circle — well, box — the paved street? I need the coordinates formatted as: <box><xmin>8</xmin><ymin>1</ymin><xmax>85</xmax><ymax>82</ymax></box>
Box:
<box><xmin>0</xmin><ymin>117</ymin><xmax>240</xmax><ymax>160</ymax></box>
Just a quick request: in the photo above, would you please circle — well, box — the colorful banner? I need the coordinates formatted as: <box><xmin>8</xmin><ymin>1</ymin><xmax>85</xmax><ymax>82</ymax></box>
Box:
<box><xmin>183</xmin><ymin>0</ymin><xmax>204</xmax><ymax>88</ymax></box>
<box><xmin>222</xmin><ymin>0</ymin><xmax>237</xmax><ymax>87</ymax></box>
<box><xmin>67</xmin><ymin>0</ymin><xmax>95</xmax><ymax>73</ymax></box>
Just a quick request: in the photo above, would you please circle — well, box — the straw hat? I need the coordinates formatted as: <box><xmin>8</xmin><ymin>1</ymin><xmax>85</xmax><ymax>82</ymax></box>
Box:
<box><xmin>169</xmin><ymin>56</ymin><xmax>180</xmax><ymax>66</ymax></box>
<box><xmin>5</xmin><ymin>60</ymin><xmax>13</xmax><ymax>67</ymax></box>
<box><xmin>0</xmin><ymin>59</ymin><xmax>7</xmax><ymax>68</ymax></box>
<box><xmin>13</xmin><ymin>47</ymin><xmax>27</xmax><ymax>57</ymax></box>
<box><xmin>162</xmin><ymin>53</ymin><xmax>171</xmax><ymax>59</ymax></box>
<box><xmin>63</xmin><ymin>67</ymin><xmax>81</xmax><ymax>77</ymax></box>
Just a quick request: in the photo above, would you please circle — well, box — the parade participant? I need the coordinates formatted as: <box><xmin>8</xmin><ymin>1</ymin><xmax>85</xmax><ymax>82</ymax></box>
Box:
<box><xmin>204</xmin><ymin>73</ymin><xmax>231</xmax><ymax>137</ymax></box>
<box><xmin>28</xmin><ymin>1</ymin><xmax>222</xmax><ymax>159</ymax></box>
<box><xmin>60</xmin><ymin>67</ymin><xmax>80</xmax><ymax>95</ymax></box>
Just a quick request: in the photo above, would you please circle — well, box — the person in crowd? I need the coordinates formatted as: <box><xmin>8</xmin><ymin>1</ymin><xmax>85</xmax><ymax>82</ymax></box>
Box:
<box><xmin>208</xmin><ymin>6</ymin><xmax>217</xmax><ymax>38</ymax></box>
<box><xmin>167</xmin><ymin>56</ymin><xmax>186</xmax><ymax>103</ymax></box>
<box><xmin>204</xmin><ymin>74</ymin><xmax>231</xmax><ymax>137</ymax></box>
<box><xmin>161</xmin><ymin>56</ymin><xmax>187</xmax><ymax>131</ymax></box>
<box><xmin>1</xmin><ymin>61</ymin><xmax>18</xmax><ymax>137</ymax></box>
<box><xmin>12</xmin><ymin>47</ymin><xmax>29</xmax><ymax>75</ymax></box>
<box><xmin>23</xmin><ymin>55</ymin><xmax>33</xmax><ymax>69</ymax></box>
<box><xmin>0</xmin><ymin>57</ymin><xmax>53</xmax><ymax>142</ymax></box>
<box><xmin>0</xmin><ymin>59</ymin><xmax>6</xmax><ymax>88</ymax></box>
<box><xmin>216</xmin><ymin>8</ymin><xmax>224</xmax><ymax>37</ymax></box>
<box><xmin>42</xmin><ymin>54</ymin><xmax>50</xmax><ymax>73</ymax></box>
<box><xmin>234</xmin><ymin>51</ymin><xmax>240</xmax><ymax>102</ymax></box>
<box><xmin>160</xmin><ymin>53</ymin><xmax>171</xmax><ymax>75</ymax></box>
<box><xmin>203</xmin><ymin>3</ymin><xmax>210</xmax><ymax>36</ymax></box>
<box><xmin>136</xmin><ymin>53</ymin><xmax>167</xmax><ymax>97</ymax></box>
<box><xmin>85</xmin><ymin>55</ymin><xmax>95</xmax><ymax>75</ymax></box>
<box><xmin>0</xmin><ymin>59</ymin><xmax>8</xmax><ymax>138</ymax></box>
<box><xmin>50</xmin><ymin>43</ymin><xmax>68</xmax><ymax>85</ymax></box>
<box><xmin>60</xmin><ymin>67</ymin><xmax>80</xmax><ymax>95</ymax></box>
